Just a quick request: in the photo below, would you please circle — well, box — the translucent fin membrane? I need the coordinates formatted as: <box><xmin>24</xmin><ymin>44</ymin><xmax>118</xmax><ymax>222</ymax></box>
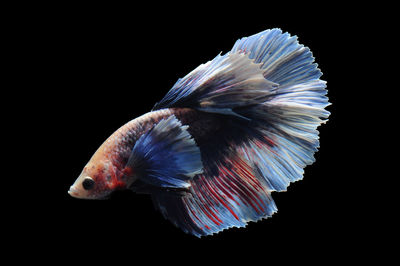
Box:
<box><xmin>148</xmin><ymin>28</ymin><xmax>329</xmax><ymax>236</ymax></box>
<box><xmin>127</xmin><ymin>115</ymin><xmax>203</xmax><ymax>188</ymax></box>
<box><xmin>153</xmin><ymin>52</ymin><xmax>278</xmax><ymax>116</ymax></box>
<box><xmin>152</xmin><ymin>154</ymin><xmax>277</xmax><ymax>237</ymax></box>
<box><xmin>231</xmin><ymin>28</ymin><xmax>322</xmax><ymax>87</ymax></box>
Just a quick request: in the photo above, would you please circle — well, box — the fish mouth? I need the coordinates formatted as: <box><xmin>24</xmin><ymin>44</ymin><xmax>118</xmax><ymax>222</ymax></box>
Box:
<box><xmin>68</xmin><ymin>185</ymin><xmax>94</xmax><ymax>199</ymax></box>
<box><xmin>68</xmin><ymin>186</ymin><xmax>80</xmax><ymax>198</ymax></box>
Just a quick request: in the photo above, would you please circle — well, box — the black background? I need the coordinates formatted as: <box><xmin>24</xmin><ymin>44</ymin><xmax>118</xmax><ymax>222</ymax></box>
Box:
<box><xmin>11</xmin><ymin>2</ymin><xmax>385</xmax><ymax>263</ymax></box>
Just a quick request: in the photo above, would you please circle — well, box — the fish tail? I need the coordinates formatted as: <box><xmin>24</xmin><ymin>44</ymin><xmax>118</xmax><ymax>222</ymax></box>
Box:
<box><xmin>149</xmin><ymin>28</ymin><xmax>330</xmax><ymax>236</ymax></box>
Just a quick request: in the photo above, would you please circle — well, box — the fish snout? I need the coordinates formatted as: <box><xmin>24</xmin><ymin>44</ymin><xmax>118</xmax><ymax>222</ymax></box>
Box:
<box><xmin>68</xmin><ymin>185</ymin><xmax>81</xmax><ymax>198</ymax></box>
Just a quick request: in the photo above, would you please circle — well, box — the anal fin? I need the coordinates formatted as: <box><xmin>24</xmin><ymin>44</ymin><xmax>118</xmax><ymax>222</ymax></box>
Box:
<box><xmin>151</xmin><ymin>153</ymin><xmax>277</xmax><ymax>237</ymax></box>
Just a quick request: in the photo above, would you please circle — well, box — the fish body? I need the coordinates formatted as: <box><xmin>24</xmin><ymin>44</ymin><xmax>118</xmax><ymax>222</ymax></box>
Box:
<box><xmin>69</xmin><ymin>108</ymin><xmax>214</xmax><ymax>199</ymax></box>
<box><xmin>69</xmin><ymin>29</ymin><xmax>330</xmax><ymax>237</ymax></box>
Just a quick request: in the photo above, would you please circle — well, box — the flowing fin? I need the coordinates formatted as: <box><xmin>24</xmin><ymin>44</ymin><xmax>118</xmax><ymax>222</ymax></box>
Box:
<box><xmin>153</xmin><ymin>52</ymin><xmax>278</xmax><ymax>117</ymax></box>
<box><xmin>151</xmin><ymin>153</ymin><xmax>277</xmax><ymax>237</ymax></box>
<box><xmin>233</xmin><ymin>29</ymin><xmax>330</xmax><ymax>190</ymax></box>
<box><xmin>127</xmin><ymin>115</ymin><xmax>203</xmax><ymax>188</ymax></box>
<box><xmin>231</xmin><ymin>28</ymin><xmax>322</xmax><ymax>87</ymax></box>
<box><xmin>146</xmin><ymin>28</ymin><xmax>329</xmax><ymax>236</ymax></box>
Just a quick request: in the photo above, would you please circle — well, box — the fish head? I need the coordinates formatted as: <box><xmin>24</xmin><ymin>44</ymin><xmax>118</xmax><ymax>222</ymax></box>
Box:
<box><xmin>68</xmin><ymin>159</ymin><xmax>124</xmax><ymax>199</ymax></box>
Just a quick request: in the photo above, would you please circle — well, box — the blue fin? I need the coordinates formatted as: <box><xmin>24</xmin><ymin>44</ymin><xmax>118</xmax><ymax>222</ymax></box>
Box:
<box><xmin>153</xmin><ymin>52</ymin><xmax>278</xmax><ymax>117</ymax></box>
<box><xmin>147</xmin><ymin>28</ymin><xmax>330</xmax><ymax>236</ymax></box>
<box><xmin>151</xmin><ymin>153</ymin><xmax>277</xmax><ymax>237</ymax></box>
<box><xmin>231</xmin><ymin>29</ymin><xmax>330</xmax><ymax>191</ymax></box>
<box><xmin>231</xmin><ymin>28</ymin><xmax>322</xmax><ymax>87</ymax></box>
<box><xmin>127</xmin><ymin>115</ymin><xmax>203</xmax><ymax>188</ymax></box>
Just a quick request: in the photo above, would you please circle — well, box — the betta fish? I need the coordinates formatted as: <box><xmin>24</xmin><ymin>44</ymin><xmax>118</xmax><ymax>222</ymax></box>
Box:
<box><xmin>68</xmin><ymin>28</ymin><xmax>330</xmax><ymax>237</ymax></box>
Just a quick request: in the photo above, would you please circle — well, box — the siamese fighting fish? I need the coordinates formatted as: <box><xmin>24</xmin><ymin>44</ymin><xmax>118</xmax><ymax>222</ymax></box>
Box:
<box><xmin>68</xmin><ymin>28</ymin><xmax>330</xmax><ymax>237</ymax></box>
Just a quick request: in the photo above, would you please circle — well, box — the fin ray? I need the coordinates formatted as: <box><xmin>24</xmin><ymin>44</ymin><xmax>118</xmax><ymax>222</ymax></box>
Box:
<box><xmin>151</xmin><ymin>154</ymin><xmax>277</xmax><ymax>237</ymax></box>
<box><xmin>145</xmin><ymin>28</ymin><xmax>330</xmax><ymax>236</ymax></box>
<box><xmin>127</xmin><ymin>115</ymin><xmax>203</xmax><ymax>188</ymax></box>
<box><xmin>153</xmin><ymin>52</ymin><xmax>278</xmax><ymax>116</ymax></box>
<box><xmin>231</xmin><ymin>28</ymin><xmax>322</xmax><ymax>87</ymax></box>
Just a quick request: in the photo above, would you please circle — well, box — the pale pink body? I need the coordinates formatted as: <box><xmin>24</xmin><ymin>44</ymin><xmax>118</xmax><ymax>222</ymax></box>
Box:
<box><xmin>68</xmin><ymin>108</ymin><xmax>178</xmax><ymax>199</ymax></box>
<box><xmin>68</xmin><ymin>107</ymin><xmax>209</xmax><ymax>199</ymax></box>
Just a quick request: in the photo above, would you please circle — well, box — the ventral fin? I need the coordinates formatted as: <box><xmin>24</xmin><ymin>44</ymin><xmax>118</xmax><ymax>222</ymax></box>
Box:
<box><xmin>127</xmin><ymin>115</ymin><xmax>203</xmax><ymax>188</ymax></box>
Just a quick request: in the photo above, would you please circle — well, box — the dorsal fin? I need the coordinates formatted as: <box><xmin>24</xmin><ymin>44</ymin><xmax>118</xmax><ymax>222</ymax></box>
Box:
<box><xmin>152</xmin><ymin>52</ymin><xmax>278</xmax><ymax>117</ymax></box>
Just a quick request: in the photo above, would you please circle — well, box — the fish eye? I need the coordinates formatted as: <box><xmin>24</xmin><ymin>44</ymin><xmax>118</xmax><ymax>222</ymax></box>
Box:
<box><xmin>82</xmin><ymin>177</ymin><xmax>95</xmax><ymax>190</ymax></box>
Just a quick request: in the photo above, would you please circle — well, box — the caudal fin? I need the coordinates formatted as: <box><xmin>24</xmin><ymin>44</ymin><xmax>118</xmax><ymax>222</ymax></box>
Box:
<box><xmin>148</xmin><ymin>28</ymin><xmax>330</xmax><ymax>236</ymax></box>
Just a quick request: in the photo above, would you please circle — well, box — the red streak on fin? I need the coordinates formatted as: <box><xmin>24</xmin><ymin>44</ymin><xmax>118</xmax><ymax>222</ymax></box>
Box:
<box><xmin>219</xmin><ymin>166</ymin><xmax>249</xmax><ymax>207</ymax></box>
<box><xmin>213</xmin><ymin>174</ymin><xmax>240</xmax><ymax>206</ymax></box>
<box><xmin>236</xmin><ymin>169</ymin><xmax>265</xmax><ymax>213</ymax></box>
<box><xmin>204</xmin><ymin>204</ymin><xmax>221</xmax><ymax>225</ymax></box>
<box><xmin>198</xmin><ymin>177</ymin><xmax>223</xmax><ymax>219</ymax></box>
<box><xmin>235</xmin><ymin>158</ymin><xmax>265</xmax><ymax>192</ymax></box>
<box><xmin>201</xmin><ymin>176</ymin><xmax>239</xmax><ymax>221</ymax></box>
<box><xmin>191</xmin><ymin>182</ymin><xmax>221</xmax><ymax>226</ymax></box>
<box><xmin>211</xmin><ymin>181</ymin><xmax>240</xmax><ymax>221</ymax></box>
<box><xmin>264</xmin><ymin>136</ymin><xmax>275</xmax><ymax>147</ymax></box>
<box><xmin>226</xmin><ymin>158</ymin><xmax>265</xmax><ymax>213</ymax></box>
<box><xmin>229</xmin><ymin>173</ymin><xmax>262</xmax><ymax>214</ymax></box>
